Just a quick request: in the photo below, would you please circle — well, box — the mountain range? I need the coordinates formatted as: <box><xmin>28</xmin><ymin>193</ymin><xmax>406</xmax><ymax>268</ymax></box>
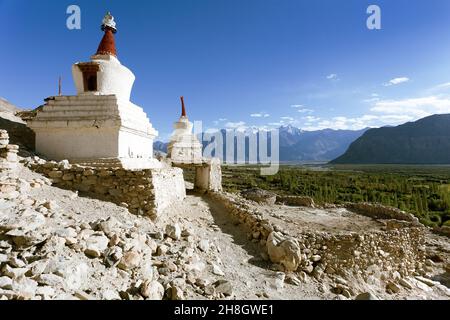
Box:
<box><xmin>332</xmin><ymin>114</ymin><xmax>450</xmax><ymax>164</ymax></box>
<box><xmin>2</xmin><ymin>97</ymin><xmax>449</xmax><ymax>164</ymax></box>
<box><xmin>153</xmin><ymin>125</ymin><xmax>368</xmax><ymax>162</ymax></box>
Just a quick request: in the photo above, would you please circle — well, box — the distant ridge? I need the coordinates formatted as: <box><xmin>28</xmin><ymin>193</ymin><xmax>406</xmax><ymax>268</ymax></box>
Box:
<box><xmin>154</xmin><ymin>126</ymin><xmax>367</xmax><ymax>162</ymax></box>
<box><xmin>331</xmin><ymin>114</ymin><xmax>450</xmax><ymax>164</ymax></box>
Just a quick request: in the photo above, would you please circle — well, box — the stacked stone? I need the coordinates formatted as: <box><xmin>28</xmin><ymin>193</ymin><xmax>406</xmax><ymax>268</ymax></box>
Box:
<box><xmin>208</xmin><ymin>191</ymin><xmax>426</xmax><ymax>280</ymax></box>
<box><xmin>0</xmin><ymin>130</ymin><xmax>19</xmax><ymax>171</ymax></box>
<box><xmin>29</xmin><ymin>160</ymin><xmax>186</xmax><ymax>220</ymax></box>
<box><xmin>0</xmin><ymin>129</ymin><xmax>8</xmax><ymax>148</ymax></box>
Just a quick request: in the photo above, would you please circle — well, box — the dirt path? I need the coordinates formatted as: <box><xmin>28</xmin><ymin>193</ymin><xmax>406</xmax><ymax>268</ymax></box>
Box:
<box><xmin>180</xmin><ymin>193</ymin><xmax>327</xmax><ymax>300</ymax></box>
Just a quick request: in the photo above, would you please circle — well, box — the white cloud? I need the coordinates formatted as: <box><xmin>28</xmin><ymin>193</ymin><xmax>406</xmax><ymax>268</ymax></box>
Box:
<box><xmin>225</xmin><ymin>121</ymin><xmax>246</xmax><ymax>130</ymax></box>
<box><xmin>302</xmin><ymin>115</ymin><xmax>387</xmax><ymax>131</ymax></box>
<box><xmin>363</xmin><ymin>96</ymin><xmax>380</xmax><ymax>103</ymax></box>
<box><xmin>370</xmin><ymin>96</ymin><xmax>450</xmax><ymax>118</ymax></box>
<box><xmin>280</xmin><ymin>116</ymin><xmax>294</xmax><ymax>121</ymax></box>
<box><xmin>204</xmin><ymin>128</ymin><xmax>219</xmax><ymax>134</ymax></box>
<box><xmin>326</xmin><ymin>74</ymin><xmax>339</xmax><ymax>81</ymax></box>
<box><xmin>213</xmin><ymin>118</ymin><xmax>228</xmax><ymax>125</ymax></box>
<box><xmin>383</xmin><ymin>77</ymin><xmax>410</xmax><ymax>86</ymax></box>
<box><xmin>250</xmin><ymin>113</ymin><xmax>270</xmax><ymax>118</ymax></box>
<box><xmin>297</xmin><ymin>108</ymin><xmax>314</xmax><ymax>114</ymax></box>
<box><xmin>291</xmin><ymin>104</ymin><xmax>314</xmax><ymax>114</ymax></box>
<box><xmin>301</xmin><ymin>93</ymin><xmax>450</xmax><ymax>131</ymax></box>
<box><xmin>268</xmin><ymin>122</ymin><xmax>283</xmax><ymax>127</ymax></box>
<box><xmin>428</xmin><ymin>82</ymin><xmax>450</xmax><ymax>94</ymax></box>
<box><xmin>302</xmin><ymin>116</ymin><xmax>321</xmax><ymax>122</ymax></box>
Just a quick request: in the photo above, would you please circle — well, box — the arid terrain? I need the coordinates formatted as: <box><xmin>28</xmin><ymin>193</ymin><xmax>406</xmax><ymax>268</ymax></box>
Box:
<box><xmin>0</xmin><ymin>102</ymin><xmax>449</xmax><ymax>300</ymax></box>
<box><xmin>1</xmin><ymin>158</ymin><xmax>449</xmax><ymax>300</ymax></box>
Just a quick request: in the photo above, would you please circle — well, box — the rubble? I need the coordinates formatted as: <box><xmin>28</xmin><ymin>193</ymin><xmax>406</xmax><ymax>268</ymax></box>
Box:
<box><xmin>0</xmin><ymin>138</ymin><xmax>449</xmax><ymax>300</ymax></box>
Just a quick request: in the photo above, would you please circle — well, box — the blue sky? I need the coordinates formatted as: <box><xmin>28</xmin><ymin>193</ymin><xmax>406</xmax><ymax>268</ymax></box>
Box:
<box><xmin>2</xmin><ymin>0</ymin><xmax>450</xmax><ymax>141</ymax></box>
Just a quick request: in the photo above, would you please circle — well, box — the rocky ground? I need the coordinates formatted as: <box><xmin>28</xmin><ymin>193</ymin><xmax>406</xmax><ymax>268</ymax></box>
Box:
<box><xmin>1</xmin><ymin>160</ymin><xmax>449</xmax><ymax>300</ymax></box>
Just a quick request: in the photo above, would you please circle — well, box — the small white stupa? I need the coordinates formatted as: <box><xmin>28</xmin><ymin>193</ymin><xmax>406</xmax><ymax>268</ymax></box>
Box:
<box><xmin>167</xmin><ymin>97</ymin><xmax>202</xmax><ymax>164</ymax></box>
<box><xmin>27</xmin><ymin>13</ymin><xmax>159</xmax><ymax>169</ymax></box>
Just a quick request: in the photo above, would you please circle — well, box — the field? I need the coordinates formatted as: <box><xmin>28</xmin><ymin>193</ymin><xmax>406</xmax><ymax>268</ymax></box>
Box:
<box><xmin>221</xmin><ymin>164</ymin><xmax>450</xmax><ymax>228</ymax></box>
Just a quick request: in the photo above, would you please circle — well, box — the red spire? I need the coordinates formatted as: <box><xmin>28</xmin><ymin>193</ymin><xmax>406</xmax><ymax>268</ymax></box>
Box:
<box><xmin>180</xmin><ymin>96</ymin><xmax>187</xmax><ymax>117</ymax></box>
<box><xmin>96</xmin><ymin>27</ymin><xmax>117</xmax><ymax>57</ymax></box>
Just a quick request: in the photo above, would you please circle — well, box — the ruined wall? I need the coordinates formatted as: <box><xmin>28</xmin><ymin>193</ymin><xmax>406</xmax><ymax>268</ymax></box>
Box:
<box><xmin>0</xmin><ymin>130</ymin><xmax>19</xmax><ymax>173</ymax></box>
<box><xmin>208</xmin><ymin>191</ymin><xmax>426</xmax><ymax>281</ymax></box>
<box><xmin>194</xmin><ymin>158</ymin><xmax>222</xmax><ymax>192</ymax></box>
<box><xmin>276</xmin><ymin>195</ymin><xmax>315</xmax><ymax>207</ymax></box>
<box><xmin>29</xmin><ymin>160</ymin><xmax>185</xmax><ymax>220</ymax></box>
<box><xmin>346</xmin><ymin>202</ymin><xmax>420</xmax><ymax>224</ymax></box>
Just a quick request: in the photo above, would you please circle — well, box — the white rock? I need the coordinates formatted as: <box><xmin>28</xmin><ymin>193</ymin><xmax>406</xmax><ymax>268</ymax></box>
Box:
<box><xmin>102</xmin><ymin>290</ymin><xmax>121</xmax><ymax>300</ymax></box>
<box><xmin>36</xmin><ymin>286</ymin><xmax>55</xmax><ymax>298</ymax></box>
<box><xmin>0</xmin><ymin>277</ymin><xmax>12</xmax><ymax>289</ymax></box>
<box><xmin>399</xmin><ymin>278</ymin><xmax>414</xmax><ymax>289</ymax></box>
<box><xmin>41</xmin><ymin>236</ymin><xmax>66</xmax><ymax>254</ymax></box>
<box><xmin>273</xmin><ymin>272</ymin><xmax>285</xmax><ymax>290</ymax></box>
<box><xmin>11</xmin><ymin>277</ymin><xmax>38</xmax><ymax>298</ymax></box>
<box><xmin>29</xmin><ymin>259</ymin><xmax>49</xmax><ymax>276</ymax></box>
<box><xmin>118</xmin><ymin>251</ymin><xmax>141</xmax><ymax>270</ymax></box>
<box><xmin>212</xmin><ymin>264</ymin><xmax>225</xmax><ymax>276</ymax></box>
<box><xmin>54</xmin><ymin>261</ymin><xmax>90</xmax><ymax>291</ymax></box>
<box><xmin>415</xmin><ymin>276</ymin><xmax>436</xmax><ymax>287</ymax></box>
<box><xmin>165</xmin><ymin>224</ymin><xmax>181</xmax><ymax>240</ymax></box>
<box><xmin>84</xmin><ymin>234</ymin><xmax>109</xmax><ymax>258</ymax></box>
<box><xmin>0</xmin><ymin>254</ymin><xmax>7</xmax><ymax>263</ymax></box>
<box><xmin>2</xmin><ymin>265</ymin><xmax>28</xmax><ymax>279</ymax></box>
<box><xmin>140</xmin><ymin>280</ymin><xmax>164</xmax><ymax>300</ymax></box>
<box><xmin>198</xmin><ymin>239</ymin><xmax>210</xmax><ymax>252</ymax></box>
<box><xmin>54</xmin><ymin>227</ymin><xmax>77</xmax><ymax>239</ymax></box>
<box><xmin>36</xmin><ymin>274</ymin><xmax>65</xmax><ymax>287</ymax></box>
<box><xmin>266</xmin><ymin>232</ymin><xmax>302</xmax><ymax>272</ymax></box>
<box><xmin>1</xmin><ymin>209</ymin><xmax>45</xmax><ymax>232</ymax></box>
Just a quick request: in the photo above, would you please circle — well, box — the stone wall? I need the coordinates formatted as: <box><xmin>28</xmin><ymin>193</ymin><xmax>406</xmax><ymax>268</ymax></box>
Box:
<box><xmin>0</xmin><ymin>130</ymin><xmax>19</xmax><ymax>173</ymax></box>
<box><xmin>28</xmin><ymin>160</ymin><xmax>186</xmax><ymax>220</ymax></box>
<box><xmin>346</xmin><ymin>202</ymin><xmax>420</xmax><ymax>224</ymax></box>
<box><xmin>276</xmin><ymin>195</ymin><xmax>315</xmax><ymax>207</ymax></box>
<box><xmin>208</xmin><ymin>191</ymin><xmax>426</xmax><ymax>281</ymax></box>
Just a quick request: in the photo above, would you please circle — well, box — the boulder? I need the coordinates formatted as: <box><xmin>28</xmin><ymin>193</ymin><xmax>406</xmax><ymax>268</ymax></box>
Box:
<box><xmin>266</xmin><ymin>232</ymin><xmax>302</xmax><ymax>271</ymax></box>
<box><xmin>214</xmin><ymin>280</ymin><xmax>233</xmax><ymax>297</ymax></box>
<box><xmin>165</xmin><ymin>224</ymin><xmax>181</xmax><ymax>241</ymax></box>
<box><xmin>118</xmin><ymin>251</ymin><xmax>141</xmax><ymax>270</ymax></box>
<box><xmin>84</xmin><ymin>234</ymin><xmax>109</xmax><ymax>258</ymax></box>
<box><xmin>241</xmin><ymin>189</ymin><xmax>277</xmax><ymax>205</ymax></box>
<box><xmin>355</xmin><ymin>292</ymin><xmax>379</xmax><ymax>300</ymax></box>
<box><xmin>140</xmin><ymin>280</ymin><xmax>164</xmax><ymax>300</ymax></box>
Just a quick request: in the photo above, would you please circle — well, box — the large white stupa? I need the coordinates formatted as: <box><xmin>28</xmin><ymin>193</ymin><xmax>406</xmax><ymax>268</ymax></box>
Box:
<box><xmin>26</xmin><ymin>13</ymin><xmax>159</xmax><ymax>169</ymax></box>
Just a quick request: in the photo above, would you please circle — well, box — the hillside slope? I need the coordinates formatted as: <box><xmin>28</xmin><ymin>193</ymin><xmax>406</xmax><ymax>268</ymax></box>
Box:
<box><xmin>332</xmin><ymin>114</ymin><xmax>450</xmax><ymax>164</ymax></box>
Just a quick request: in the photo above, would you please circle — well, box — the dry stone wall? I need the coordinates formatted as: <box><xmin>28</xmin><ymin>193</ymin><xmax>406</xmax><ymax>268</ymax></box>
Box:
<box><xmin>208</xmin><ymin>191</ymin><xmax>426</xmax><ymax>281</ymax></box>
<box><xmin>346</xmin><ymin>202</ymin><xmax>420</xmax><ymax>224</ymax></box>
<box><xmin>28</xmin><ymin>160</ymin><xmax>185</xmax><ymax>220</ymax></box>
<box><xmin>0</xmin><ymin>130</ymin><xmax>19</xmax><ymax>173</ymax></box>
<box><xmin>276</xmin><ymin>195</ymin><xmax>315</xmax><ymax>207</ymax></box>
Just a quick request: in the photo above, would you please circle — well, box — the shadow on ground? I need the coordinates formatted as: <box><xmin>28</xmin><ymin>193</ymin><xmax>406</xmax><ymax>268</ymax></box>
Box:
<box><xmin>190</xmin><ymin>191</ymin><xmax>270</xmax><ymax>270</ymax></box>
